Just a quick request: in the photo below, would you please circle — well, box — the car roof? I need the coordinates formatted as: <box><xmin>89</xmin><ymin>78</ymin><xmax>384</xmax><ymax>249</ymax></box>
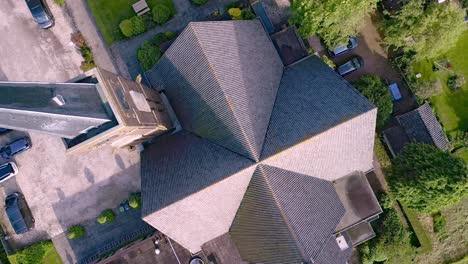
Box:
<box><xmin>0</xmin><ymin>163</ymin><xmax>13</xmax><ymax>178</ymax></box>
<box><xmin>6</xmin><ymin>201</ymin><xmax>29</xmax><ymax>234</ymax></box>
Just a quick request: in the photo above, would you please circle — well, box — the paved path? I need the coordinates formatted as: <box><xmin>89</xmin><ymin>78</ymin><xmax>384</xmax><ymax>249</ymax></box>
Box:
<box><xmin>110</xmin><ymin>0</ymin><xmax>233</xmax><ymax>79</ymax></box>
<box><xmin>53</xmin><ymin>208</ymin><xmax>154</xmax><ymax>264</ymax></box>
<box><xmin>63</xmin><ymin>0</ymin><xmax>119</xmax><ymax>74</ymax></box>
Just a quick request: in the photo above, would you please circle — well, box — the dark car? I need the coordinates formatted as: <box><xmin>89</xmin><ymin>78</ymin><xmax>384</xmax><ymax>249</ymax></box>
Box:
<box><xmin>0</xmin><ymin>137</ymin><xmax>31</xmax><ymax>160</ymax></box>
<box><xmin>328</xmin><ymin>37</ymin><xmax>358</xmax><ymax>57</ymax></box>
<box><xmin>25</xmin><ymin>0</ymin><xmax>54</xmax><ymax>29</ymax></box>
<box><xmin>5</xmin><ymin>193</ymin><xmax>34</xmax><ymax>234</ymax></box>
<box><xmin>0</xmin><ymin>162</ymin><xmax>18</xmax><ymax>184</ymax></box>
<box><xmin>0</xmin><ymin>128</ymin><xmax>12</xmax><ymax>135</ymax></box>
<box><xmin>337</xmin><ymin>56</ymin><xmax>364</xmax><ymax>76</ymax></box>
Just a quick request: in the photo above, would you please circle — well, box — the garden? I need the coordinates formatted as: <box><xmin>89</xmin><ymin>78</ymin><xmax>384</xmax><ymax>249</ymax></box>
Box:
<box><xmin>86</xmin><ymin>0</ymin><xmax>177</xmax><ymax>45</ymax></box>
<box><xmin>8</xmin><ymin>241</ymin><xmax>62</xmax><ymax>264</ymax></box>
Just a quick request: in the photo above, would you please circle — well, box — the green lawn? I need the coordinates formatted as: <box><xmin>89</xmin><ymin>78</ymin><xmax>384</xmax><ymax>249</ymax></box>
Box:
<box><xmin>8</xmin><ymin>241</ymin><xmax>62</xmax><ymax>264</ymax></box>
<box><xmin>86</xmin><ymin>0</ymin><xmax>177</xmax><ymax>45</ymax></box>
<box><xmin>410</xmin><ymin>30</ymin><xmax>468</xmax><ymax>161</ymax></box>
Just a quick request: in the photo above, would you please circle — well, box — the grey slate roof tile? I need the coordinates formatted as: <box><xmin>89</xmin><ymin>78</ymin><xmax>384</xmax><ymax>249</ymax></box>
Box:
<box><xmin>315</xmin><ymin>234</ymin><xmax>353</xmax><ymax>264</ymax></box>
<box><xmin>145</xmin><ymin>21</ymin><xmax>283</xmax><ymax>161</ymax></box>
<box><xmin>397</xmin><ymin>102</ymin><xmax>449</xmax><ymax>150</ymax></box>
<box><xmin>229</xmin><ymin>165</ymin><xmax>345</xmax><ymax>263</ymax></box>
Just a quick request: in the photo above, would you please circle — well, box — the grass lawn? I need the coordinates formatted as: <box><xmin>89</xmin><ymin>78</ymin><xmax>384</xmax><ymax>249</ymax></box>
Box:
<box><xmin>86</xmin><ymin>0</ymin><xmax>177</xmax><ymax>45</ymax></box>
<box><xmin>8</xmin><ymin>241</ymin><xmax>62</xmax><ymax>264</ymax></box>
<box><xmin>411</xmin><ymin>30</ymin><xmax>468</xmax><ymax>161</ymax></box>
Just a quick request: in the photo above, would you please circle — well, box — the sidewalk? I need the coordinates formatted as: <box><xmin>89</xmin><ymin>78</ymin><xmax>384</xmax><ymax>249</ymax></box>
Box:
<box><xmin>63</xmin><ymin>0</ymin><xmax>119</xmax><ymax>74</ymax></box>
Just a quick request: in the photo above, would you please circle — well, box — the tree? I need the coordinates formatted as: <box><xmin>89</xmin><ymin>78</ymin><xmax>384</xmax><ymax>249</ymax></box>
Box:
<box><xmin>289</xmin><ymin>0</ymin><xmax>377</xmax><ymax>47</ymax></box>
<box><xmin>382</xmin><ymin>1</ymin><xmax>465</xmax><ymax>59</ymax></box>
<box><xmin>153</xmin><ymin>5</ymin><xmax>171</xmax><ymax>24</ymax></box>
<box><xmin>352</xmin><ymin>75</ymin><xmax>393</xmax><ymax>128</ymax></box>
<box><xmin>137</xmin><ymin>41</ymin><xmax>161</xmax><ymax>71</ymax></box>
<box><xmin>389</xmin><ymin>143</ymin><xmax>467</xmax><ymax>214</ymax></box>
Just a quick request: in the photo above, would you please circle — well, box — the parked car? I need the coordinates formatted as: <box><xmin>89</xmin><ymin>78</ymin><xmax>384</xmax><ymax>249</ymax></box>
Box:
<box><xmin>0</xmin><ymin>128</ymin><xmax>12</xmax><ymax>135</ymax></box>
<box><xmin>25</xmin><ymin>0</ymin><xmax>54</xmax><ymax>29</ymax></box>
<box><xmin>328</xmin><ymin>37</ymin><xmax>358</xmax><ymax>57</ymax></box>
<box><xmin>0</xmin><ymin>137</ymin><xmax>31</xmax><ymax>160</ymax></box>
<box><xmin>388</xmin><ymin>83</ymin><xmax>402</xmax><ymax>101</ymax></box>
<box><xmin>0</xmin><ymin>162</ymin><xmax>18</xmax><ymax>184</ymax></box>
<box><xmin>337</xmin><ymin>56</ymin><xmax>364</xmax><ymax>76</ymax></box>
<box><xmin>5</xmin><ymin>193</ymin><xmax>35</xmax><ymax>234</ymax></box>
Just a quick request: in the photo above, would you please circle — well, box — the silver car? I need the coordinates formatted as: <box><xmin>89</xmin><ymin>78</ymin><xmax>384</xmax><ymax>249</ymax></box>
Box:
<box><xmin>337</xmin><ymin>56</ymin><xmax>364</xmax><ymax>76</ymax></box>
<box><xmin>0</xmin><ymin>162</ymin><xmax>18</xmax><ymax>184</ymax></box>
<box><xmin>328</xmin><ymin>37</ymin><xmax>358</xmax><ymax>57</ymax></box>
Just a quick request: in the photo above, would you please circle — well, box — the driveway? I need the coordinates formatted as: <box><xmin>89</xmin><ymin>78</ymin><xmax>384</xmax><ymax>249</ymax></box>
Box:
<box><xmin>332</xmin><ymin>16</ymin><xmax>418</xmax><ymax>115</ymax></box>
<box><xmin>0</xmin><ymin>132</ymin><xmax>141</xmax><ymax>249</ymax></box>
<box><xmin>0</xmin><ymin>0</ymin><xmax>82</xmax><ymax>82</ymax></box>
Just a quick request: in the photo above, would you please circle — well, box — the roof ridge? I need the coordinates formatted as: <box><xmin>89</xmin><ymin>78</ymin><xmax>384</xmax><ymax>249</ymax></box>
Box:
<box><xmin>191</xmin><ymin>22</ymin><xmax>260</xmax><ymax>161</ymax></box>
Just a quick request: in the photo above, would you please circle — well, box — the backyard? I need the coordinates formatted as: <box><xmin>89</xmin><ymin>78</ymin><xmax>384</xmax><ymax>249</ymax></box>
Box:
<box><xmin>410</xmin><ymin>30</ymin><xmax>468</xmax><ymax>161</ymax></box>
<box><xmin>86</xmin><ymin>0</ymin><xmax>177</xmax><ymax>45</ymax></box>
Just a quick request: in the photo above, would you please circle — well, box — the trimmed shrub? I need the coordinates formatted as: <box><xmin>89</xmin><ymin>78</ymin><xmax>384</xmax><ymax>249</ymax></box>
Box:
<box><xmin>54</xmin><ymin>0</ymin><xmax>65</xmax><ymax>6</ymax></box>
<box><xmin>130</xmin><ymin>16</ymin><xmax>146</xmax><ymax>35</ymax></box>
<box><xmin>241</xmin><ymin>8</ymin><xmax>256</xmax><ymax>20</ymax></box>
<box><xmin>228</xmin><ymin>8</ymin><xmax>242</xmax><ymax>20</ymax></box>
<box><xmin>97</xmin><ymin>209</ymin><xmax>115</xmax><ymax>224</ymax></box>
<box><xmin>67</xmin><ymin>225</ymin><xmax>86</xmax><ymax>239</ymax></box>
<box><xmin>192</xmin><ymin>0</ymin><xmax>209</xmax><ymax>5</ymax></box>
<box><xmin>165</xmin><ymin>31</ymin><xmax>176</xmax><ymax>40</ymax></box>
<box><xmin>153</xmin><ymin>32</ymin><xmax>168</xmax><ymax>46</ymax></box>
<box><xmin>153</xmin><ymin>5</ymin><xmax>171</xmax><ymax>24</ymax></box>
<box><xmin>137</xmin><ymin>41</ymin><xmax>162</xmax><ymax>71</ymax></box>
<box><xmin>119</xmin><ymin>19</ymin><xmax>133</xmax><ymax>37</ymax></box>
<box><xmin>129</xmin><ymin>193</ymin><xmax>142</xmax><ymax>209</ymax></box>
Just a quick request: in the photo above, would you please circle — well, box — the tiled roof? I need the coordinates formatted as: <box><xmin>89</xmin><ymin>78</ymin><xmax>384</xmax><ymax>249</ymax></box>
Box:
<box><xmin>145</xmin><ymin>21</ymin><xmax>283</xmax><ymax>161</ymax></box>
<box><xmin>315</xmin><ymin>234</ymin><xmax>353</xmax><ymax>264</ymax></box>
<box><xmin>261</xmin><ymin>56</ymin><xmax>377</xmax><ymax>180</ymax></box>
<box><xmin>397</xmin><ymin>102</ymin><xmax>449</xmax><ymax>150</ymax></box>
<box><xmin>229</xmin><ymin>165</ymin><xmax>345</xmax><ymax>263</ymax></box>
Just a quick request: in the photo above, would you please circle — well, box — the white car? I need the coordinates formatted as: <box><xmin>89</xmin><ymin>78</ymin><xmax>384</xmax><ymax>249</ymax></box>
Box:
<box><xmin>0</xmin><ymin>162</ymin><xmax>18</xmax><ymax>184</ymax></box>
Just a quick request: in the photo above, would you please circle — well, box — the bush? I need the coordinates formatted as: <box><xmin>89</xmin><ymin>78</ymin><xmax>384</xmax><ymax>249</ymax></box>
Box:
<box><xmin>79</xmin><ymin>44</ymin><xmax>96</xmax><ymax>71</ymax></box>
<box><xmin>228</xmin><ymin>8</ymin><xmax>242</xmax><ymax>20</ymax></box>
<box><xmin>152</xmin><ymin>5</ymin><xmax>171</xmax><ymax>24</ymax></box>
<box><xmin>67</xmin><ymin>225</ymin><xmax>86</xmax><ymax>239</ymax></box>
<box><xmin>320</xmin><ymin>56</ymin><xmax>335</xmax><ymax>69</ymax></box>
<box><xmin>241</xmin><ymin>8</ymin><xmax>256</xmax><ymax>20</ymax></box>
<box><xmin>130</xmin><ymin>16</ymin><xmax>146</xmax><ymax>35</ymax></box>
<box><xmin>153</xmin><ymin>32</ymin><xmax>168</xmax><ymax>46</ymax></box>
<box><xmin>447</xmin><ymin>75</ymin><xmax>465</xmax><ymax>91</ymax></box>
<box><xmin>192</xmin><ymin>0</ymin><xmax>208</xmax><ymax>5</ymax></box>
<box><xmin>119</xmin><ymin>19</ymin><xmax>134</xmax><ymax>38</ymax></box>
<box><xmin>165</xmin><ymin>31</ymin><xmax>176</xmax><ymax>40</ymax></box>
<box><xmin>15</xmin><ymin>241</ymin><xmax>54</xmax><ymax>264</ymax></box>
<box><xmin>119</xmin><ymin>16</ymin><xmax>146</xmax><ymax>38</ymax></box>
<box><xmin>54</xmin><ymin>0</ymin><xmax>65</xmax><ymax>6</ymax></box>
<box><xmin>129</xmin><ymin>193</ymin><xmax>142</xmax><ymax>209</ymax></box>
<box><xmin>413</xmin><ymin>79</ymin><xmax>443</xmax><ymax>99</ymax></box>
<box><xmin>374</xmin><ymin>136</ymin><xmax>392</xmax><ymax>169</ymax></box>
<box><xmin>137</xmin><ymin>41</ymin><xmax>162</xmax><ymax>71</ymax></box>
<box><xmin>432</xmin><ymin>212</ymin><xmax>446</xmax><ymax>234</ymax></box>
<box><xmin>97</xmin><ymin>209</ymin><xmax>115</xmax><ymax>224</ymax></box>
<box><xmin>352</xmin><ymin>75</ymin><xmax>393</xmax><ymax>128</ymax></box>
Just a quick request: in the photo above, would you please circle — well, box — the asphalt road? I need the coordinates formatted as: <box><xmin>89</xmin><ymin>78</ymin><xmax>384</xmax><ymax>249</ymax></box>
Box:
<box><xmin>0</xmin><ymin>0</ymin><xmax>82</xmax><ymax>82</ymax></box>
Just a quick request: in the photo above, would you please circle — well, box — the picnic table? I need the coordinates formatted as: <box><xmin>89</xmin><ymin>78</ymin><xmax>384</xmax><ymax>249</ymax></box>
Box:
<box><xmin>133</xmin><ymin>0</ymin><xmax>150</xmax><ymax>16</ymax></box>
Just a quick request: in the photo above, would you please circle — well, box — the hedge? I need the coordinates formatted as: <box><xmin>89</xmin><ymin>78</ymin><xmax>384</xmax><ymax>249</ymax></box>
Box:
<box><xmin>119</xmin><ymin>16</ymin><xmax>146</xmax><ymax>38</ymax></box>
<box><xmin>152</xmin><ymin>5</ymin><xmax>171</xmax><ymax>24</ymax></box>
<box><xmin>97</xmin><ymin>209</ymin><xmax>116</xmax><ymax>224</ymax></box>
<box><xmin>400</xmin><ymin>204</ymin><xmax>433</xmax><ymax>254</ymax></box>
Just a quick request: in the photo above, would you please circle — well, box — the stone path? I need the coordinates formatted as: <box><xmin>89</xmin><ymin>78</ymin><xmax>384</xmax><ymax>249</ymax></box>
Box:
<box><xmin>110</xmin><ymin>0</ymin><xmax>234</xmax><ymax>79</ymax></box>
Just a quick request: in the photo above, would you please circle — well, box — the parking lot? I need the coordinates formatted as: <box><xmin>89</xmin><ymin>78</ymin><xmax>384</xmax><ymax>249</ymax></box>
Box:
<box><xmin>0</xmin><ymin>0</ymin><xmax>82</xmax><ymax>82</ymax></box>
<box><xmin>0</xmin><ymin>0</ymin><xmax>142</xmax><ymax>251</ymax></box>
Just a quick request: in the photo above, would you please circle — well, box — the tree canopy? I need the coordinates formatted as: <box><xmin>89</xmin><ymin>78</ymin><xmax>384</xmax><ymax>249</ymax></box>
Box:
<box><xmin>289</xmin><ymin>0</ymin><xmax>377</xmax><ymax>47</ymax></box>
<box><xmin>352</xmin><ymin>75</ymin><xmax>393</xmax><ymax>128</ymax></box>
<box><xmin>389</xmin><ymin>143</ymin><xmax>467</xmax><ymax>214</ymax></box>
<box><xmin>382</xmin><ymin>1</ymin><xmax>466</xmax><ymax>59</ymax></box>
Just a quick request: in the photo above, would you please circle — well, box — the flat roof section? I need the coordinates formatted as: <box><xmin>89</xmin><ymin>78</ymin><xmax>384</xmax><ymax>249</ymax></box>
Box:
<box><xmin>271</xmin><ymin>26</ymin><xmax>308</xmax><ymax>66</ymax></box>
<box><xmin>334</xmin><ymin>172</ymin><xmax>382</xmax><ymax>232</ymax></box>
<box><xmin>343</xmin><ymin>221</ymin><xmax>376</xmax><ymax>246</ymax></box>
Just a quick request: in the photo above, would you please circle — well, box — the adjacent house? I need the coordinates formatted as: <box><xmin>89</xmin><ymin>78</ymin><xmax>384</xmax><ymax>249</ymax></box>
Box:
<box><xmin>141</xmin><ymin>20</ymin><xmax>382</xmax><ymax>264</ymax></box>
<box><xmin>383</xmin><ymin>102</ymin><xmax>449</xmax><ymax>157</ymax></box>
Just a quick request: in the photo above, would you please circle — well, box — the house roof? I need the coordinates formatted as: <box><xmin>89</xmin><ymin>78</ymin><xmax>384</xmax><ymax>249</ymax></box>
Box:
<box><xmin>314</xmin><ymin>234</ymin><xmax>353</xmax><ymax>264</ymax></box>
<box><xmin>261</xmin><ymin>56</ymin><xmax>377</xmax><ymax>180</ymax></box>
<box><xmin>397</xmin><ymin>102</ymin><xmax>449</xmax><ymax>150</ymax></box>
<box><xmin>229</xmin><ymin>165</ymin><xmax>345</xmax><ymax>263</ymax></box>
<box><xmin>145</xmin><ymin>20</ymin><xmax>283</xmax><ymax>161</ymax></box>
